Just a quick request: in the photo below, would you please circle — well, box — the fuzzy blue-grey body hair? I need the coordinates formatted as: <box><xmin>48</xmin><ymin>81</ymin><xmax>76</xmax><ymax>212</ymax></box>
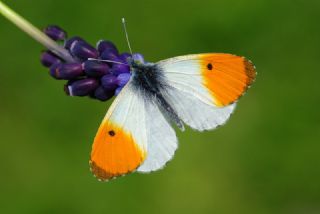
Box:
<box><xmin>130</xmin><ymin>61</ymin><xmax>184</xmax><ymax>130</ymax></box>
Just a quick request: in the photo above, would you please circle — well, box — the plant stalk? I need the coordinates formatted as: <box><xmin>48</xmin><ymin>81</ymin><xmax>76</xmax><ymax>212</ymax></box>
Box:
<box><xmin>0</xmin><ymin>1</ymin><xmax>75</xmax><ymax>62</ymax></box>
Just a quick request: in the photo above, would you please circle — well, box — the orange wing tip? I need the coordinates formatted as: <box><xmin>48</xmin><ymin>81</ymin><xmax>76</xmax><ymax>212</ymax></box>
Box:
<box><xmin>89</xmin><ymin>160</ymin><xmax>142</xmax><ymax>181</ymax></box>
<box><xmin>89</xmin><ymin>160</ymin><xmax>115</xmax><ymax>181</ymax></box>
<box><xmin>90</xmin><ymin>120</ymin><xmax>147</xmax><ymax>181</ymax></box>
<box><xmin>200</xmin><ymin>54</ymin><xmax>256</xmax><ymax>107</ymax></box>
<box><xmin>243</xmin><ymin>58</ymin><xmax>257</xmax><ymax>85</ymax></box>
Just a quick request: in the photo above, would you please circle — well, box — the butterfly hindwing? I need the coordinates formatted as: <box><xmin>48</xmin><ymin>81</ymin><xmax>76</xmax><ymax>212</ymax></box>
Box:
<box><xmin>137</xmin><ymin>99</ymin><xmax>178</xmax><ymax>172</ymax></box>
<box><xmin>162</xmin><ymin>87</ymin><xmax>236</xmax><ymax>131</ymax></box>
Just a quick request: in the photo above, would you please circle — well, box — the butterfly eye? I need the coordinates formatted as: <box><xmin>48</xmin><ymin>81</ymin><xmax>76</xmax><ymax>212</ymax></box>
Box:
<box><xmin>207</xmin><ymin>63</ymin><xmax>213</xmax><ymax>70</ymax></box>
<box><xmin>132</xmin><ymin>53</ymin><xmax>145</xmax><ymax>64</ymax></box>
<box><xmin>108</xmin><ymin>130</ymin><xmax>116</xmax><ymax>136</ymax></box>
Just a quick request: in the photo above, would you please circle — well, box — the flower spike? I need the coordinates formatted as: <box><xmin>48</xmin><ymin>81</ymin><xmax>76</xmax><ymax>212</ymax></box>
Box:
<box><xmin>0</xmin><ymin>1</ymin><xmax>74</xmax><ymax>62</ymax></box>
<box><xmin>0</xmin><ymin>1</ymin><xmax>146</xmax><ymax>101</ymax></box>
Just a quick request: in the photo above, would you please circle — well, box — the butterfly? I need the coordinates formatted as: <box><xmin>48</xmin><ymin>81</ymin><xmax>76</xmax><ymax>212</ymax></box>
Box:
<box><xmin>89</xmin><ymin>53</ymin><xmax>256</xmax><ymax>181</ymax></box>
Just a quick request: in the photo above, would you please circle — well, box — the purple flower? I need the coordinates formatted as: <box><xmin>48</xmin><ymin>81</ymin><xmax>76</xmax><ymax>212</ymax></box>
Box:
<box><xmin>100</xmin><ymin>49</ymin><xmax>120</xmax><ymax>63</ymax></box>
<box><xmin>66</xmin><ymin>78</ymin><xmax>99</xmax><ymax>96</ymax></box>
<box><xmin>83</xmin><ymin>60</ymin><xmax>110</xmax><ymax>77</ymax></box>
<box><xmin>64</xmin><ymin>36</ymin><xmax>84</xmax><ymax>50</ymax></box>
<box><xmin>50</xmin><ymin>63</ymin><xmax>83</xmax><ymax>79</ymax></box>
<box><xmin>43</xmin><ymin>25</ymin><xmax>67</xmax><ymax>41</ymax></box>
<box><xmin>70</xmin><ymin>40</ymin><xmax>99</xmax><ymax>60</ymax></box>
<box><xmin>119</xmin><ymin>52</ymin><xmax>132</xmax><ymax>63</ymax></box>
<box><xmin>41</xmin><ymin>51</ymin><xmax>61</xmax><ymax>67</ymax></box>
<box><xmin>41</xmin><ymin>25</ymin><xmax>136</xmax><ymax>102</ymax></box>
<box><xmin>96</xmin><ymin>40</ymin><xmax>118</xmax><ymax>54</ymax></box>
<box><xmin>111</xmin><ymin>64</ymin><xmax>130</xmax><ymax>75</ymax></box>
<box><xmin>93</xmin><ymin>86</ymin><xmax>114</xmax><ymax>101</ymax></box>
<box><xmin>117</xmin><ymin>73</ymin><xmax>131</xmax><ymax>87</ymax></box>
<box><xmin>115</xmin><ymin>86</ymin><xmax>123</xmax><ymax>96</ymax></box>
<box><xmin>101</xmin><ymin>74</ymin><xmax>118</xmax><ymax>91</ymax></box>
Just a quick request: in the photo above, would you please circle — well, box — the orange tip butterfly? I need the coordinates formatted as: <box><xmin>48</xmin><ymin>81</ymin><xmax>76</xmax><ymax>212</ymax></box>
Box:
<box><xmin>89</xmin><ymin>19</ymin><xmax>256</xmax><ymax>181</ymax></box>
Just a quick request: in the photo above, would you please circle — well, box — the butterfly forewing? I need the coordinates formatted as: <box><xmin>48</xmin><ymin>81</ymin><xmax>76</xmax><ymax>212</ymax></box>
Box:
<box><xmin>90</xmin><ymin>83</ymin><xmax>178</xmax><ymax>180</ymax></box>
<box><xmin>157</xmin><ymin>53</ymin><xmax>256</xmax><ymax>131</ymax></box>
<box><xmin>137</xmin><ymin>99</ymin><xmax>178</xmax><ymax>172</ymax></box>
<box><xmin>90</xmin><ymin>84</ymin><xmax>147</xmax><ymax>181</ymax></box>
<box><xmin>157</xmin><ymin>53</ymin><xmax>256</xmax><ymax>107</ymax></box>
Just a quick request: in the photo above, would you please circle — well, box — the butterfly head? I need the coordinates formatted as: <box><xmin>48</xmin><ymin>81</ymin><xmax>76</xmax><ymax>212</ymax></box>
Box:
<box><xmin>131</xmin><ymin>53</ymin><xmax>145</xmax><ymax>64</ymax></box>
<box><xmin>127</xmin><ymin>53</ymin><xmax>147</xmax><ymax>69</ymax></box>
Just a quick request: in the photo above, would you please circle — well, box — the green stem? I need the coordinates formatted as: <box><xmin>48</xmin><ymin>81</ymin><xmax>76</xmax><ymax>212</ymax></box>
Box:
<box><xmin>0</xmin><ymin>1</ymin><xmax>75</xmax><ymax>62</ymax></box>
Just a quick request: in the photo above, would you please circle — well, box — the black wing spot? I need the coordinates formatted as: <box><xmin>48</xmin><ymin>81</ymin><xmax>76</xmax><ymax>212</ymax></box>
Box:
<box><xmin>108</xmin><ymin>130</ymin><xmax>115</xmax><ymax>136</ymax></box>
<box><xmin>207</xmin><ymin>63</ymin><xmax>213</xmax><ymax>70</ymax></box>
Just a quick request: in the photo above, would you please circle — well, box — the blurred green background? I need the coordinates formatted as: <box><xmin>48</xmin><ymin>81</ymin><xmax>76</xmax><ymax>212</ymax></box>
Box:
<box><xmin>0</xmin><ymin>0</ymin><xmax>319</xmax><ymax>213</ymax></box>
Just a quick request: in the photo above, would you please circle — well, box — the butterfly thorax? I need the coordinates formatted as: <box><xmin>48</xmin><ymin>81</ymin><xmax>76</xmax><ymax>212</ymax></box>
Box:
<box><xmin>129</xmin><ymin>61</ymin><xmax>184</xmax><ymax>130</ymax></box>
<box><xmin>130</xmin><ymin>61</ymin><xmax>161</xmax><ymax>93</ymax></box>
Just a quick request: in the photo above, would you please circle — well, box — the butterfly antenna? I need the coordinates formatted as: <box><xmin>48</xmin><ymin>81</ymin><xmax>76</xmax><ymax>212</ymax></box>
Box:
<box><xmin>122</xmin><ymin>18</ymin><xmax>133</xmax><ymax>55</ymax></box>
<box><xmin>88</xmin><ymin>58</ymin><xmax>127</xmax><ymax>65</ymax></box>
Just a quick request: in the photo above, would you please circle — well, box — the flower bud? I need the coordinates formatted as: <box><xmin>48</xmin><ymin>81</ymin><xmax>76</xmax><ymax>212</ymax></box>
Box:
<box><xmin>92</xmin><ymin>86</ymin><xmax>114</xmax><ymax>101</ymax></box>
<box><xmin>66</xmin><ymin>78</ymin><xmax>99</xmax><ymax>96</ymax></box>
<box><xmin>96</xmin><ymin>40</ymin><xmax>118</xmax><ymax>54</ymax></box>
<box><xmin>64</xmin><ymin>36</ymin><xmax>84</xmax><ymax>49</ymax></box>
<box><xmin>44</xmin><ymin>25</ymin><xmax>67</xmax><ymax>41</ymax></box>
<box><xmin>111</xmin><ymin>64</ymin><xmax>130</xmax><ymax>75</ymax></box>
<box><xmin>115</xmin><ymin>86</ymin><xmax>123</xmax><ymax>96</ymax></box>
<box><xmin>83</xmin><ymin>60</ymin><xmax>110</xmax><ymax>77</ymax></box>
<box><xmin>70</xmin><ymin>40</ymin><xmax>99</xmax><ymax>60</ymax></box>
<box><xmin>116</xmin><ymin>73</ymin><xmax>131</xmax><ymax>87</ymax></box>
<box><xmin>41</xmin><ymin>51</ymin><xmax>61</xmax><ymax>67</ymax></box>
<box><xmin>119</xmin><ymin>52</ymin><xmax>132</xmax><ymax>63</ymax></box>
<box><xmin>50</xmin><ymin>63</ymin><xmax>83</xmax><ymax>79</ymax></box>
<box><xmin>100</xmin><ymin>49</ymin><xmax>120</xmax><ymax>62</ymax></box>
<box><xmin>101</xmin><ymin>74</ymin><xmax>118</xmax><ymax>90</ymax></box>
<box><xmin>39</xmin><ymin>25</ymin><xmax>130</xmax><ymax>102</ymax></box>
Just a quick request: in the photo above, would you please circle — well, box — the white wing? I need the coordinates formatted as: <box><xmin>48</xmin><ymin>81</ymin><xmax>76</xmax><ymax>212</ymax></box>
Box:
<box><xmin>90</xmin><ymin>83</ymin><xmax>177</xmax><ymax>180</ymax></box>
<box><xmin>137</xmin><ymin>99</ymin><xmax>177</xmax><ymax>172</ymax></box>
<box><xmin>162</xmin><ymin>87</ymin><xmax>236</xmax><ymax>131</ymax></box>
<box><xmin>158</xmin><ymin>55</ymin><xmax>214</xmax><ymax>106</ymax></box>
<box><xmin>157</xmin><ymin>53</ymin><xmax>256</xmax><ymax>131</ymax></box>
